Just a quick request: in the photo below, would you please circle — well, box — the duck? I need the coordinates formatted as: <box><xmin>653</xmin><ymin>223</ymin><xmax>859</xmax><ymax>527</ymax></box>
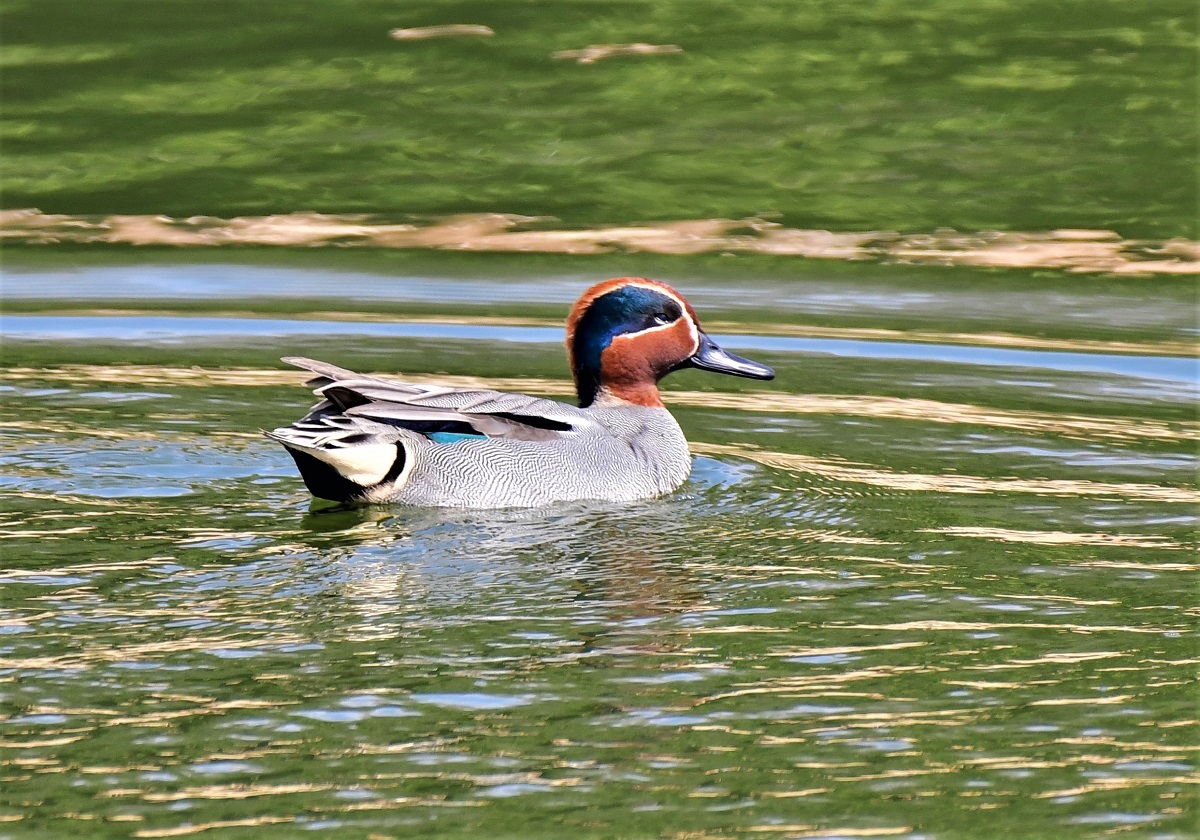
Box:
<box><xmin>268</xmin><ymin>277</ymin><xmax>775</xmax><ymax>507</ymax></box>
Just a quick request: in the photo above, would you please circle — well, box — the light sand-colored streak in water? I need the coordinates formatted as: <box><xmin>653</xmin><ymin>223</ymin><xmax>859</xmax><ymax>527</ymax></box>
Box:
<box><xmin>697</xmin><ymin>442</ymin><xmax>1200</xmax><ymax>504</ymax></box>
<box><xmin>2</xmin><ymin>210</ymin><xmax>1197</xmax><ymax>274</ymax></box>
<box><xmin>925</xmin><ymin>526</ymin><xmax>1190</xmax><ymax>550</ymax></box>
<box><xmin>5</xmin><ymin>366</ymin><xmax>1195</xmax><ymax>443</ymax></box>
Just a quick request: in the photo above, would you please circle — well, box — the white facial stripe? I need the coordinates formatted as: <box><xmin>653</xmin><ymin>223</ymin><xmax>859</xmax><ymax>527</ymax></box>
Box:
<box><xmin>680</xmin><ymin>306</ymin><xmax>700</xmax><ymax>352</ymax></box>
<box><xmin>610</xmin><ymin>311</ymin><xmax>700</xmax><ymax>356</ymax></box>
<box><xmin>614</xmin><ymin>281</ymin><xmax>699</xmax><ymax>352</ymax></box>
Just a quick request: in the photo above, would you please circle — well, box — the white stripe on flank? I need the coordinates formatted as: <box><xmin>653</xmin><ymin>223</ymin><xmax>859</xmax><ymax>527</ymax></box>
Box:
<box><xmin>296</xmin><ymin>441</ymin><xmax>395</xmax><ymax>486</ymax></box>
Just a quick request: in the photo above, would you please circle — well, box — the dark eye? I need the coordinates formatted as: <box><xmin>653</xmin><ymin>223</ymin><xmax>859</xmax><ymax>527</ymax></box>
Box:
<box><xmin>652</xmin><ymin>312</ymin><xmax>672</xmax><ymax>325</ymax></box>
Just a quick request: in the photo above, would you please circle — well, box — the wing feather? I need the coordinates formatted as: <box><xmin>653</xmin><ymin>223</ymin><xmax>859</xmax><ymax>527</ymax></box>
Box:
<box><xmin>282</xmin><ymin>356</ymin><xmax>590</xmax><ymax>442</ymax></box>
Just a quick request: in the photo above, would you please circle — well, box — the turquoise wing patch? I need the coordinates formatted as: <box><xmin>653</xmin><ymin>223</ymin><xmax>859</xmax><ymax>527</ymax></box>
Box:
<box><xmin>427</xmin><ymin>431</ymin><xmax>486</xmax><ymax>445</ymax></box>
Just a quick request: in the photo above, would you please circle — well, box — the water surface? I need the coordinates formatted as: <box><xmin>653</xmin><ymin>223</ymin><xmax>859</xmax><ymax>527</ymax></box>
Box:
<box><xmin>3</xmin><ymin>0</ymin><xmax>1195</xmax><ymax>236</ymax></box>
<box><xmin>0</xmin><ymin>261</ymin><xmax>1196</xmax><ymax>838</ymax></box>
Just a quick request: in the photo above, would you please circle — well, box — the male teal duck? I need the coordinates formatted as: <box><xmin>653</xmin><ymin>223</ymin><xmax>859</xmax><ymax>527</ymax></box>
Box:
<box><xmin>268</xmin><ymin>277</ymin><xmax>774</xmax><ymax>507</ymax></box>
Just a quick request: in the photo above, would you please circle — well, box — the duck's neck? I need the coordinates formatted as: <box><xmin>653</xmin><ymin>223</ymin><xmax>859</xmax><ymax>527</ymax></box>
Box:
<box><xmin>575</xmin><ymin>330</ymin><xmax>670</xmax><ymax>408</ymax></box>
<box><xmin>584</xmin><ymin>382</ymin><xmax>664</xmax><ymax>409</ymax></box>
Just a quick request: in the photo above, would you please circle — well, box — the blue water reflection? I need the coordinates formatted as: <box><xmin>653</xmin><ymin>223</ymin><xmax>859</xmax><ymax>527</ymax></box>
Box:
<box><xmin>3</xmin><ymin>314</ymin><xmax>1195</xmax><ymax>383</ymax></box>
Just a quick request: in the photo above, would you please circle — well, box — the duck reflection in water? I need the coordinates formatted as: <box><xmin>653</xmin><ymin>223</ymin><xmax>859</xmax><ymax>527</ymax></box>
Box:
<box><xmin>292</xmin><ymin>496</ymin><xmax>723</xmax><ymax>650</ymax></box>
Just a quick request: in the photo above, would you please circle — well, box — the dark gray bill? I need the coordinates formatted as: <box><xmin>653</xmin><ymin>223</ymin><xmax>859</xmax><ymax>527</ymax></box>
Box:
<box><xmin>683</xmin><ymin>332</ymin><xmax>775</xmax><ymax>380</ymax></box>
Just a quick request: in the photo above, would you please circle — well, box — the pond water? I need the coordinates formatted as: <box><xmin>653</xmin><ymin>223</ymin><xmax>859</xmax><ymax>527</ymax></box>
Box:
<box><xmin>0</xmin><ymin>254</ymin><xmax>1196</xmax><ymax>838</ymax></box>
<box><xmin>4</xmin><ymin>1</ymin><xmax>1195</xmax><ymax>238</ymax></box>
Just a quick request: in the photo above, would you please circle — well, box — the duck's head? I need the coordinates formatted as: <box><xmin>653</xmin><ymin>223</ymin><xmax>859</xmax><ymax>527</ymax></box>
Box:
<box><xmin>566</xmin><ymin>277</ymin><xmax>775</xmax><ymax>408</ymax></box>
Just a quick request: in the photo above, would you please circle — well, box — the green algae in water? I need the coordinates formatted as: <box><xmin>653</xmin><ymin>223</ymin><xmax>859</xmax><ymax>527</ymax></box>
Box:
<box><xmin>1</xmin><ymin>0</ymin><xmax>1196</xmax><ymax>237</ymax></box>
